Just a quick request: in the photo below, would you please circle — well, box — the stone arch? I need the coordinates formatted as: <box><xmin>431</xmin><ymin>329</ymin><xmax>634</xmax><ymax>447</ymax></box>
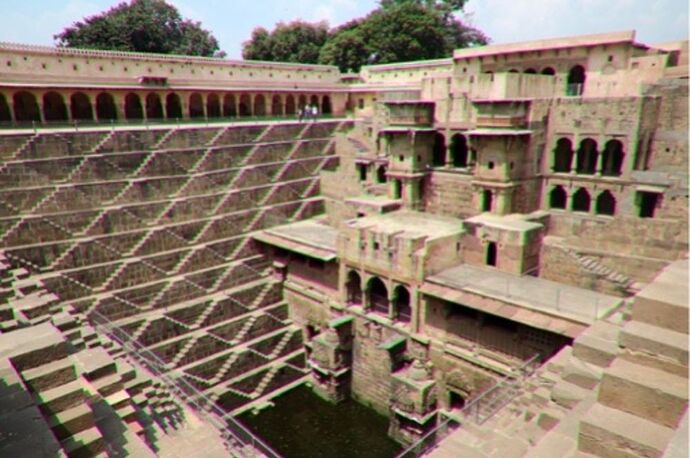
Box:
<box><xmin>393</xmin><ymin>285</ymin><xmax>411</xmax><ymax>323</ymax></box>
<box><xmin>602</xmin><ymin>139</ymin><xmax>624</xmax><ymax>176</ymax></box>
<box><xmin>346</xmin><ymin>270</ymin><xmax>362</xmax><ymax>305</ymax></box>
<box><xmin>166</xmin><ymin>93</ymin><xmax>182</xmax><ymax>119</ymax></box>
<box><xmin>576</xmin><ymin>138</ymin><xmax>598</xmax><ymax>175</ymax></box>
<box><xmin>432</xmin><ymin>132</ymin><xmax>446</xmax><ymax>166</ymax></box>
<box><xmin>0</xmin><ymin>93</ymin><xmax>11</xmax><ymax>123</ymax></box>
<box><xmin>13</xmin><ymin>91</ymin><xmax>40</xmax><ymax>122</ymax></box>
<box><xmin>70</xmin><ymin>92</ymin><xmax>93</xmax><ymax>121</ymax></box>
<box><xmin>486</xmin><ymin>242</ymin><xmax>497</xmax><ymax>266</ymax></box>
<box><xmin>524</xmin><ymin>68</ymin><xmax>537</xmax><ymax>74</ymax></box>
<box><xmin>145</xmin><ymin>93</ymin><xmax>163</xmax><ymax>119</ymax></box>
<box><xmin>124</xmin><ymin>93</ymin><xmax>143</xmax><ymax>120</ymax></box>
<box><xmin>572</xmin><ymin>187</ymin><xmax>591</xmax><ymax>212</ymax></box>
<box><xmin>366</xmin><ymin>277</ymin><xmax>388</xmax><ymax>315</ymax></box>
<box><xmin>254</xmin><ymin>94</ymin><xmax>266</xmax><ymax>116</ymax></box>
<box><xmin>309</xmin><ymin>95</ymin><xmax>319</xmax><ymax>107</ymax></box>
<box><xmin>508</xmin><ymin>68</ymin><xmax>520</xmax><ymax>73</ymax></box>
<box><xmin>322</xmin><ymin>95</ymin><xmax>332</xmax><ymax>114</ymax></box>
<box><xmin>96</xmin><ymin>93</ymin><xmax>117</xmax><ymax>120</ymax></box>
<box><xmin>207</xmin><ymin>93</ymin><xmax>221</xmax><ymax>118</ymax></box>
<box><xmin>549</xmin><ymin>185</ymin><xmax>567</xmax><ymax>209</ymax></box>
<box><xmin>567</xmin><ymin>65</ymin><xmax>586</xmax><ymax>96</ymax></box>
<box><xmin>541</xmin><ymin>67</ymin><xmax>556</xmax><ymax>75</ymax></box>
<box><xmin>596</xmin><ymin>190</ymin><xmax>616</xmax><ymax>215</ymax></box>
<box><xmin>376</xmin><ymin>165</ymin><xmax>387</xmax><ymax>184</ymax></box>
<box><xmin>43</xmin><ymin>92</ymin><xmax>68</xmax><ymax>122</ymax></box>
<box><xmin>271</xmin><ymin>95</ymin><xmax>283</xmax><ymax>116</ymax></box>
<box><xmin>482</xmin><ymin>189</ymin><xmax>493</xmax><ymax>212</ymax></box>
<box><xmin>450</xmin><ymin>133</ymin><xmax>468</xmax><ymax>167</ymax></box>
<box><xmin>239</xmin><ymin>94</ymin><xmax>251</xmax><ymax>116</ymax></box>
<box><xmin>285</xmin><ymin>95</ymin><xmax>296</xmax><ymax>115</ymax></box>
<box><xmin>553</xmin><ymin>137</ymin><xmax>573</xmax><ymax>172</ymax></box>
<box><xmin>223</xmin><ymin>94</ymin><xmax>237</xmax><ymax>117</ymax></box>
<box><xmin>189</xmin><ymin>93</ymin><xmax>204</xmax><ymax>118</ymax></box>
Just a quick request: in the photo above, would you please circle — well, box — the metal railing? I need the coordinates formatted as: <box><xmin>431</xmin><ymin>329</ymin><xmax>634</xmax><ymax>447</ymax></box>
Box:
<box><xmin>394</xmin><ymin>353</ymin><xmax>541</xmax><ymax>458</ymax></box>
<box><xmin>89</xmin><ymin>309</ymin><xmax>282</xmax><ymax>458</ymax></box>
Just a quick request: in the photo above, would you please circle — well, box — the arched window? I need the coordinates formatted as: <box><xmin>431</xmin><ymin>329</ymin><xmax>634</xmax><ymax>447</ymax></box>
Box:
<box><xmin>393</xmin><ymin>285</ymin><xmax>411</xmax><ymax>323</ymax></box>
<box><xmin>553</xmin><ymin>138</ymin><xmax>573</xmax><ymax>173</ymax></box>
<box><xmin>602</xmin><ymin>139</ymin><xmax>624</xmax><ymax>176</ymax></box>
<box><xmin>70</xmin><ymin>92</ymin><xmax>93</xmax><ymax>121</ymax></box>
<box><xmin>298</xmin><ymin>94</ymin><xmax>307</xmax><ymax>111</ymax></box>
<box><xmin>43</xmin><ymin>92</ymin><xmax>68</xmax><ymax>121</ymax></box>
<box><xmin>572</xmin><ymin>187</ymin><xmax>591</xmax><ymax>212</ymax></box>
<box><xmin>508</xmin><ymin>68</ymin><xmax>519</xmax><ymax>73</ymax></box>
<box><xmin>189</xmin><ymin>93</ymin><xmax>204</xmax><ymax>118</ymax></box>
<box><xmin>13</xmin><ymin>91</ymin><xmax>40</xmax><ymax>122</ymax></box>
<box><xmin>166</xmin><ymin>93</ymin><xmax>182</xmax><ymax>119</ymax></box>
<box><xmin>222</xmin><ymin>94</ymin><xmax>236</xmax><ymax>117</ymax></box>
<box><xmin>254</xmin><ymin>94</ymin><xmax>266</xmax><ymax>116</ymax></box>
<box><xmin>524</xmin><ymin>68</ymin><xmax>537</xmax><ymax>74</ymax></box>
<box><xmin>596</xmin><ymin>190</ymin><xmax>616</xmax><ymax>215</ymax></box>
<box><xmin>486</xmin><ymin>242</ymin><xmax>497</xmax><ymax>266</ymax></box>
<box><xmin>322</xmin><ymin>95</ymin><xmax>332</xmax><ymax>114</ymax></box>
<box><xmin>367</xmin><ymin>277</ymin><xmax>388</xmax><ymax>315</ymax></box>
<box><xmin>310</xmin><ymin>95</ymin><xmax>319</xmax><ymax>107</ymax></box>
<box><xmin>549</xmin><ymin>186</ymin><xmax>567</xmax><ymax>209</ymax></box>
<box><xmin>482</xmin><ymin>189</ymin><xmax>493</xmax><ymax>212</ymax></box>
<box><xmin>541</xmin><ymin>67</ymin><xmax>556</xmax><ymax>75</ymax></box>
<box><xmin>239</xmin><ymin>94</ymin><xmax>251</xmax><ymax>116</ymax></box>
<box><xmin>207</xmin><ymin>93</ymin><xmax>221</xmax><ymax>118</ymax></box>
<box><xmin>271</xmin><ymin>95</ymin><xmax>283</xmax><ymax>116</ymax></box>
<box><xmin>346</xmin><ymin>271</ymin><xmax>362</xmax><ymax>305</ymax></box>
<box><xmin>566</xmin><ymin>65</ymin><xmax>586</xmax><ymax>96</ymax></box>
<box><xmin>432</xmin><ymin>132</ymin><xmax>446</xmax><ymax>166</ymax></box>
<box><xmin>393</xmin><ymin>179</ymin><xmax>402</xmax><ymax>199</ymax></box>
<box><xmin>0</xmin><ymin>94</ymin><xmax>11</xmax><ymax>122</ymax></box>
<box><xmin>124</xmin><ymin>93</ymin><xmax>143</xmax><ymax>120</ymax></box>
<box><xmin>376</xmin><ymin>166</ymin><xmax>387</xmax><ymax>183</ymax></box>
<box><xmin>450</xmin><ymin>133</ymin><xmax>468</xmax><ymax>167</ymax></box>
<box><xmin>576</xmin><ymin>138</ymin><xmax>598</xmax><ymax>175</ymax></box>
<box><xmin>145</xmin><ymin>93</ymin><xmax>163</xmax><ymax>119</ymax></box>
<box><xmin>285</xmin><ymin>95</ymin><xmax>296</xmax><ymax>115</ymax></box>
<box><xmin>96</xmin><ymin>93</ymin><xmax>117</xmax><ymax>120</ymax></box>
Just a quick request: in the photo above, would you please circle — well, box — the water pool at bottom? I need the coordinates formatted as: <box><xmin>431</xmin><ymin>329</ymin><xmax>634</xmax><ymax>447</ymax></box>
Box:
<box><xmin>237</xmin><ymin>384</ymin><xmax>403</xmax><ymax>458</ymax></box>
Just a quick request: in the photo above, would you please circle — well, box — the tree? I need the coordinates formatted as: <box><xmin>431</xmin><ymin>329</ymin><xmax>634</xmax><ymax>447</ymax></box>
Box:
<box><xmin>242</xmin><ymin>21</ymin><xmax>329</xmax><ymax>64</ymax></box>
<box><xmin>319</xmin><ymin>29</ymin><xmax>369</xmax><ymax>73</ymax></box>
<box><xmin>54</xmin><ymin>0</ymin><xmax>223</xmax><ymax>57</ymax></box>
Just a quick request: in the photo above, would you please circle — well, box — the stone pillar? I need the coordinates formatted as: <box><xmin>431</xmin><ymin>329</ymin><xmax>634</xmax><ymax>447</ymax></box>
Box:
<box><xmin>160</xmin><ymin>92</ymin><xmax>168</xmax><ymax>120</ymax></box>
<box><xmin>36</xmin><ymin>91</ymin><xmax>46</xmax><ymax>124</ymax></box>
<box><xmin>114</xmin><ymin>93</ymin><xmax>127</xmax><ymax>121</ymax></box>
<box><xmin>308</xmin><ymin>317</ymin><xmax>354</xmax><ymax>403</ymax></box>
<box><xmin>595</xmin><ymin>148</ymin><xmax>604</xmax><ymax>176</ymax></box>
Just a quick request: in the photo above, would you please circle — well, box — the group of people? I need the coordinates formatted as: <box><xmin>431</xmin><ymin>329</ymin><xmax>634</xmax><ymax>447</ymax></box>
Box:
<box><xmin>297</xmin><ymin>104</ymin><xmax>319</xmax><ymax>122</ymax></box>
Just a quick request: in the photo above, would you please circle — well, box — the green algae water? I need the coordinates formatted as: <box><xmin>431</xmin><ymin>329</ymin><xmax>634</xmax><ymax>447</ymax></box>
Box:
<box><xmin>238</xmin><ymin>385</ymin><xmax>403</xmax><ymax>458</ymax></box>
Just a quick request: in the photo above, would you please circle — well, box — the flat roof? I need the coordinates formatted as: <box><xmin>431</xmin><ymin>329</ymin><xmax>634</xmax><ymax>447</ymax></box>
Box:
<box><xmin>424</xmin><ymin>264</ymin><xmax>623</xmax><ymax>333</ymax></box>
<box><xmin>254</xmin><ymin>219</ymin><xmax>338</xmax><ymax>261</ymax></box>
<box><xmin>465</xmin><ymin>213</ymin><xmax>542</xmax><ymax>232</ymax></box>
<box><xmin>468</xmin><ymin>128</ymin><xmax>532</xmax><ymax>136</ymax></box>
<box><xmin>453</xmin><ymin>30</ymin><xmax>636</xmax><ymax>60</ymax></box>
<box><xmin>347</xmin><ymin>210</ymin><xmax>463</xmax><ymax>239</ymax></box>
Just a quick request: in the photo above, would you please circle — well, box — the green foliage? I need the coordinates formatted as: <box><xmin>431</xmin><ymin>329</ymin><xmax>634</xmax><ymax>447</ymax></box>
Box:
<box><xmin>54</xmin><ymin>0</ymin><xmax>223</xmax><ymax>57</ymax></box>
<box><xmin>242</xmin><ymin>21</ymin><xmax>329</xmax><ymax>63</ymax></box>
<box><xmin>242</xmin><ymin>1</ymin><xmax>488</xmax><ymax>72</ymax></box>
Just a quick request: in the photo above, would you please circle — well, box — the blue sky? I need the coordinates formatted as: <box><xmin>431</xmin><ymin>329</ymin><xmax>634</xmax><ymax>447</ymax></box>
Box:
<box><xmin>0</xmin><ymin>0</ymin><xmax>687</xmax><ymax>59</ymax></box>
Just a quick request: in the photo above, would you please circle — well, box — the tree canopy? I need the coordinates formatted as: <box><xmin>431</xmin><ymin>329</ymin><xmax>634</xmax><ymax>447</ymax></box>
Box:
<box><xmin>242</xmin><ymin>1</ymin><xmax>488</xmax><ymax>72</ymax></box>
<box><xmin>54</xmin><ymin>0</ymin><xmax>223</xmax><ymax>57</ymax></box>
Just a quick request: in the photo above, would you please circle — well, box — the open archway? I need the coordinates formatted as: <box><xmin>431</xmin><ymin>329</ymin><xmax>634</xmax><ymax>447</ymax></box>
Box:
<box><xmin>145</xmin><ymin>93</ymin><xmax>163</xmax><ymax>119</ymax></box>
<box><xmin>285</xmin><ymin>95</ymin><xmax>296</xmax><ymax>115</ymax></box>
<box><xmin>486</xmin><ymin>242</ymin><xmax>497</xmax><ymax>266</ymax></box>
<box><xmin>482</xmin><ymin>189</ymin><xmax>493</xmax><ymax>212</ymax></box>
<box><xmin>346</xmin><ymin>270</ymin><xmax>362</xmax><ymax>305</ymax></box>
<box><xmin>602</xmin><ymin>139</ymin><xmax>624</xmax><ymax>176</ymax></box>
<box><xmin>322</xmin><ymin>95</ymin><xmax>332</xmax><ymax>114</ymax></box>
<box><xmin>96</xmin><ymin>93</ymin><xmax>117</xmax><ymax>120</ymax></box>
<box><xmin>189</xmin><ymin>93</ymin><xmax>204</xmax><ymax>118</ymax></box>
<box><xmin>553</xmin><ymin>138</ymin><xmax>573</xmax><ymax>172</ymax></box>
<box><xmin>367</xmin><ymin>277</ymin><xmax>389</xmax><ymax>315</ymax></box>
<box><xmin>298</xmin><ymin>94</ymin><xmax>307</xmax><ymax>111</ymax></box>
<box><xmin>43</xmin><ymin>92</ymin><xmax>68</xmax><ymax>122</ymax></box>
<box><xmin>541</xmin><ymin>67</ymin><xmax>556</xmax><ymax>75</ymax></box>
<box><xmin>13</xmin><ymin>91</ymin><xmax>40</xmax><ymax>122</ymax></box>
<box><xmin>271</xmin><ymin>95</ymin><xmax>283</xmax><ymax>116</ymax></box>
<box><xmin>450</xmin><ymin>133</ymin><xmax>468</xmax><ymax>167</ymax></box>
<box><xmin>254</xmin><ymin>94</ymin><xmax>266</xmax><ymax>116</ymax></box>
<box><xmin>207</xmin><ymin>93</ymin><xmax>220</xmax><ymax>118</ymax></box>
<box><xmin>432</xmin><ymin>132</ymin><xmax>446</xmax><ymax>166</ymax></box>
<box><xmin>124</xmin><ymin>93</ymin><xmax>143</xmax><ymax>120</ymax></box>
<box><xmin>572</xmin><ymin>187</ymin><xmax>591</xmax><ymax>212</ymax></box>
<box><xmin>223</xmin><ymin>94</ymin><xmax>236</xmax><ymax>117</ymax></box>
<box><xmin>567</xmin><ymin>65</ymin><xmax>586</xmax><ymax>96</ymax></box>
<box><xmin>70</xmin><ymin>92</ymin><xmax>93</xmax><ymax>121</ymax></box>
<box><xmin>393</xmin><ymin>285</ymin><xmax>411</xmax><ymax>323</ymax></box>
<box><xmin>0</xmin><ymin>94</ymin><xmax>11</xmax><ymax>123</ymax></box>
<box><xmin>576</xmin><ymin>138</ymin><xmax>598</xmax><ymax>175</ymax></box>
<box><xmin>166</xmin><ymin>93</ymin><xmax>182</xmax><ymax>119</ymax></box>
<box><xmin>596</xmin><ymin>190</ymin><xmax>616</xmax><ymax>215</ymax></box>
<box><xmin>239</xmin><ymin>94</ymin><xmax>251</xmax><ymax>116</ymax></box>
<box><xmin>376</xmin><ymin>165</ymin><xmax>387</xmax><ymax>183</ymax></box>
<box><xmin>549</xmin><ymin>185</ymin><xmax>567</xmax><ymax>209</ymax></box>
